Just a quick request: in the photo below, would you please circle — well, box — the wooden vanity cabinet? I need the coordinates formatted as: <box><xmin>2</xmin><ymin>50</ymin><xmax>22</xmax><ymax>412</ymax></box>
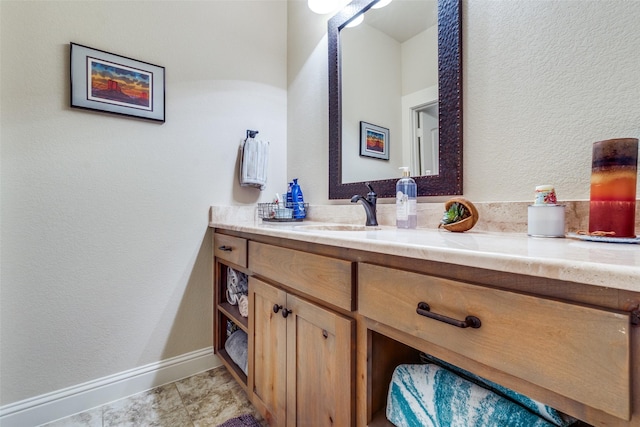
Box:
<box><xmin>213</xmin><ymin>228</ymin><xmax>640</xmax><ymax>427</ymax></box>
<box><xmin>248</xmin><ymin>241</ymin><xmax>356</xmax><ymax>426</ymax></box>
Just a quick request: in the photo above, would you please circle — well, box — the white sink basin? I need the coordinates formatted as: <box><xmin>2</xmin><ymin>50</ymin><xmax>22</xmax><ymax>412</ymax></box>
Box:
<box><xmin>294</xmin><ymin>224</ymin><xmax>381</xmax><ymax>232</ymax></box>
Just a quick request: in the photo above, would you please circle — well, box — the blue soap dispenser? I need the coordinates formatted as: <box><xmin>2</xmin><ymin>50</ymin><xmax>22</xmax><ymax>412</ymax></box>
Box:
<box><xmin>291</xmin><ymin>178</ymin><xmax>306</xmax><ymax>219</ymax></box>
<box><xmin>286</xmin><ymin>182</ymin><xmax>293</xmax><ymax>208</ymax></box>
<box><xmin>396</xmin><ymin>167</ymin><xmax>417</xmax><ymax>229</ymax></box>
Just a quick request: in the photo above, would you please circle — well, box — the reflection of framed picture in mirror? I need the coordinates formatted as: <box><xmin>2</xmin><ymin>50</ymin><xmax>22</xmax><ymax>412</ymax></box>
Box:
<box><xmin>359</xmin><ymin>121</ymin><xmax>389</xmax><ymax>160</ymax></box>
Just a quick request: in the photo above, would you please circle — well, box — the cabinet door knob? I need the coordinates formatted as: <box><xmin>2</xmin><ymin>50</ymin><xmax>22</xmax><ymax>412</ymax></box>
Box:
<box><xmin>416</xmin><ymin>302</ymin><xmax>481</xmax><ymax>329</ymax></box>
<box><xmin>282</xmin><ymin>308</ymin><xmax>292</xmax><ymax>318</ymax></box>
<box><xmin>273</xmin><ymin>304</ymin><xmax>282</xmax><ymax>314</ymax></box>
<box><xmin>218</xmin><ymin>245</ymin><xmax>233</xmax><ymax>252</ymax></box>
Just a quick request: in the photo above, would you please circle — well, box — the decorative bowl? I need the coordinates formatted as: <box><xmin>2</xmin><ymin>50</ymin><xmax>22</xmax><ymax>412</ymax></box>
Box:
<box><xmin>440</xmin><ymin>197</ymin><xmax>479</xmax><ymax>232</ymax></box>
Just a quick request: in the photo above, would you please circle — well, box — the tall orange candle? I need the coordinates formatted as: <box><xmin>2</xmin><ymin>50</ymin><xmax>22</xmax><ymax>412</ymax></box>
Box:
<box><xmin>589</xmin><ymin>138</ymin><xmax>638</xmax><ymax>237</ymax></box>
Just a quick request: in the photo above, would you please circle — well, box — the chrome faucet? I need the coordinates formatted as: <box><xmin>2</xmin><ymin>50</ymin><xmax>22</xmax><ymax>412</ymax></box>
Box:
<box><xmin>351</xmin><ymin>183</ymin><xmax>378</xmax><ymax>226</ymax></box>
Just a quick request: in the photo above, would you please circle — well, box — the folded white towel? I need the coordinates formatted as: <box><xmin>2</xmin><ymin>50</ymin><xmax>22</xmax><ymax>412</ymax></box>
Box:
<box><xmin>239</xmin><ymin>137</ymin><xmax>269</xmax><ymax>190</ymax></box>
<box><xmin>238</xmin><ymin>295</ymin><xmax>249</xmax><ymax>318</ymax></box>
<box><xmin>227</xmin><ymin>267</ymin><xmax>239</xmax><ymax>291</ymax></box>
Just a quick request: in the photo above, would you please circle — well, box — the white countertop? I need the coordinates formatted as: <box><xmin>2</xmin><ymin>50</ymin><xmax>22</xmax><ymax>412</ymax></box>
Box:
<box><xmin>210</xmin><ymin>213</ymin><xmax>640</xmax><ymax>293</ymax></box>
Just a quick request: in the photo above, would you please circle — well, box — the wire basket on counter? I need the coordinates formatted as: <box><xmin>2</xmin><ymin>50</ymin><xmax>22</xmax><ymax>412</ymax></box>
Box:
<box><xmin>258</xmin><ymin>202</ymin><xmax>309</xmax><ymax>222</ymax></box>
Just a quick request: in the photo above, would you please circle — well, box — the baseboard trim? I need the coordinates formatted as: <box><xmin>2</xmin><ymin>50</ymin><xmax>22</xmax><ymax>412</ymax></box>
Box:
<box><xmin>0</xmin><ymin>347</ymin><xmax>220</xmax><ymax>427</ymax></box>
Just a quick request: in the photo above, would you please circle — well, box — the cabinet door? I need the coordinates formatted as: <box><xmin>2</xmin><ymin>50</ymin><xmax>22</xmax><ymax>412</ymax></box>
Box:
<box><xmin>250</xmin><ymin>278</ymin><xmax>288</xmax><ymax>426</ymax></box>
<box><xmin>286</xmin><ymin>294</ymin><xmax>354</xmax><ymax>427</ymax></box>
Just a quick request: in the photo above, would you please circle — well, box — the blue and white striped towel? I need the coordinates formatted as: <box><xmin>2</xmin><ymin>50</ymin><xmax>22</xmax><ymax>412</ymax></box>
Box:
<box><xmin>418</xmin><ymin>353</ymin><xmax>575</xmax><ymax>426</ymax></box>
<box><xmin>387</xmin><ymin>364</ymin><xmax>557</xmax><ymax>427</ymax></box>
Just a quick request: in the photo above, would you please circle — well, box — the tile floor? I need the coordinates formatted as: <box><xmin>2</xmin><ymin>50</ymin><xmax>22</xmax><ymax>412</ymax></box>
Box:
<box><xmin>40</xmin><ymin>366</ymin><xmax>266</xmax><ymax>427</ymax></box>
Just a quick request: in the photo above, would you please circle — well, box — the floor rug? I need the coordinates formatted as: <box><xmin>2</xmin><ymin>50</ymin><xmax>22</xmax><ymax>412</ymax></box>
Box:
<box><xmin>217</xmin><ymin>413</ymin><xmax>263</xmax><ymax>427</ymax></box>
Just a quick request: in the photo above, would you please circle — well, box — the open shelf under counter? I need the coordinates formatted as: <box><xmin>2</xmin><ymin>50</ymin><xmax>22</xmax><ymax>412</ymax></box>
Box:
<box><xmin>369</xmin><ymin>410</ymin><xmax>392</xmax><ymax>427</ymax></box>
<box><xmin>218</xmin><ymin>301</ymin><xmax>248</xmax><ymax>332</ymax></box>
<box><xmin>217</xmin><ymin>348</ymin><xmax>248</xmax><ymax>392</ymax></box>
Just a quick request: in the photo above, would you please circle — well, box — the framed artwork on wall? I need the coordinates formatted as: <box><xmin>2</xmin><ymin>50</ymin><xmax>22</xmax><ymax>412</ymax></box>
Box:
<box><xmin>70</xmin><ymin>43</ymin><xmax>165</xmax><ymax>123</ymax></box>
<box><xmin>360</xmin><ymin>121</ymin><xmax>389</xmax><ymax>160</ymax></box>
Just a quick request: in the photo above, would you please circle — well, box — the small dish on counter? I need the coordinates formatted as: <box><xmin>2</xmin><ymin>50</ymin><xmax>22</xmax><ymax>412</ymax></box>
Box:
<box><xmin>567</xmin><ymin>232</ymin><xmax>640</xmax><ymax>244</ymax></box>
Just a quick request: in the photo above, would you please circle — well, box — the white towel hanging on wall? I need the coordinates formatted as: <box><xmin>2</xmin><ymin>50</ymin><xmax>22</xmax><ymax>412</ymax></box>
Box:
<box><xmin>239</xmin><ymin>131</ymin><xmax>269</xmax><ymax>190</ymax></box>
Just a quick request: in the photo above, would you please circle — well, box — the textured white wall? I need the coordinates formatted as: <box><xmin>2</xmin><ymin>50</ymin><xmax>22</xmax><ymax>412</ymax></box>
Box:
<box><xmin>0</xmin><ymin>1</ymin><xmax>286</xmax><ymax>405</ymax></box>
<box><xmin>288</xmin><ymin>0</ymin><xmax>640</xmax><ymax>204</ymax></box>
<box><xmin>464</xmin><ymin>0</ymin><xmax>639</xmax><ymax>202</ymax></box>
<box><xmin>287</xmin><ymin>0</ymin><xmax>332</xmax><ymax>203</ymax></box>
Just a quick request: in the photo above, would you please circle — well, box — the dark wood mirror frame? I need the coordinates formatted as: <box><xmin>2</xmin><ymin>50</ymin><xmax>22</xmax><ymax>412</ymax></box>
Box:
<box><xmin>328</xmin><ymin>0</ymin><xmax>462</xmax><ymax>199</ymax></box>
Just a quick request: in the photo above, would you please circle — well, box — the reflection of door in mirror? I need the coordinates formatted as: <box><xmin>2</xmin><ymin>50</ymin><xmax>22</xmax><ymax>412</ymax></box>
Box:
<box><xmin>341</xmin><ymin>0</ymin><xmax>438</xmax><ymax>184</ymax></box>
<box><xmin>402</xmin><ymin>86</ymin><xmax>438</xmax><ymax>177</ymax></box>
<box><xmin>411</xmin><ymin>102</ymin><xmax>439</xmax><ymax>177</ymax></box>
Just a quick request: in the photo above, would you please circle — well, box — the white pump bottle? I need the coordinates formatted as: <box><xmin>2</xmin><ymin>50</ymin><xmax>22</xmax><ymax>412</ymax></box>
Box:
<box><xmin>396</xmin><ymin>167</ymin><xmax>417</xmax><ymax>229</ymax></box>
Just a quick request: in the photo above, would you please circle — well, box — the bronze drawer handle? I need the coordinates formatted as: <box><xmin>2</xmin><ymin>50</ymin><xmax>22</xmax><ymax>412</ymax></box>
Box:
<box><xmin>416</xmin><ymin>302</ymin><xmax>481</xmax><ymax>329</ymax></box>
<box><xmin>218</xmin><ymin>245</ymin><xmax>233</xmax><ymax>252</ymax></box>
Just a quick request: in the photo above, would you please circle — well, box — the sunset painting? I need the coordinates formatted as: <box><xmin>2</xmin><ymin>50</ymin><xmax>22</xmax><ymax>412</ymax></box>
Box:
<box><xmin>87</xmin><ymin>57</ymin><xmax>152</xmax><ymax>110</ymax></box>
<box><xmin>366</xmin><ymin>130</ymin><xmax>385</xmax><ymax>153</ymax></box>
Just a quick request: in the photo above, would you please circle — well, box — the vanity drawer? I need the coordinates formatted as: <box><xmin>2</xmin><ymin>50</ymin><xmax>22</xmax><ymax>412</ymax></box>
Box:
<box><xmin>358</xmin><ymin>262</ymin><xmax>631</xmax><ymax>420</ymax></box>
<box><xmin>249</xmin><ymin>242</ymin><xmax>354</xmax><ymax>311</ymax></box>
<box><xmin>214</xmin><ymin>233</ymin><xmax>247</xmax><ymax>268</ymax></box>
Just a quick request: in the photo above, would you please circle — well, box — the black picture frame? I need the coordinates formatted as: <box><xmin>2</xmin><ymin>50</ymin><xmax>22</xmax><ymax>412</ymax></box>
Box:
<box><xmin>70</xmin><ymin>43</ymin><xmax>165</xmax><ymax>123</ymax></box>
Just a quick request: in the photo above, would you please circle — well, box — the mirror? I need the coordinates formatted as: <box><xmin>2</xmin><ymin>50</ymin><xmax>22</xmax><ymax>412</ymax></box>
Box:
<box><xmin>328</xmin><ymin>0</ymin><xmax>462</xmax><ymax>199</ymax></box>
<box><xmin>341</xmin><ymin>1</ymin><xmax>439</xmax><ymax>183</ymax></box>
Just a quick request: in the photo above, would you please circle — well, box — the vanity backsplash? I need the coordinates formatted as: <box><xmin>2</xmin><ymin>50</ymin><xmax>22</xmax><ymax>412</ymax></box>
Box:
<box><xmin>211</xmin><ymin>200</ymin><xmax>640</xmax><ymax>235</ymax></box>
